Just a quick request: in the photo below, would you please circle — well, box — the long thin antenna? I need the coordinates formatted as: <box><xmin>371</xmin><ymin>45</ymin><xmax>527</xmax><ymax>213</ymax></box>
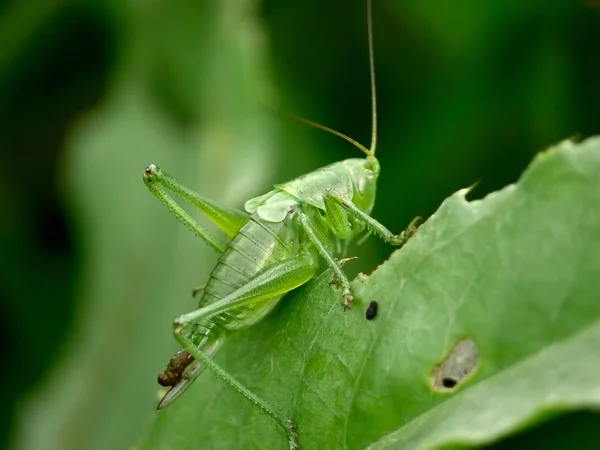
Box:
<box><xmin>265</xmin><ymin>0</ymin><xmax>377</xmax><ymax>159</ymax></box>
<box><xmin>367</xmin><ymin>0</ymin><xmax>377</xmax><ymax>155</ymax></box>
<box><xmin>269</xmin><ymin>109</ymin><xmax>372</xmax><ymax>157</ymax></box>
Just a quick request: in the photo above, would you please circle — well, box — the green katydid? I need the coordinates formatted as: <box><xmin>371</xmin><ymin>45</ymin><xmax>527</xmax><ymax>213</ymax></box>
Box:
<box><xmin>143</xmin><ymin>0</ymin><xmax>421</xmax><ymax>447</ymax></box>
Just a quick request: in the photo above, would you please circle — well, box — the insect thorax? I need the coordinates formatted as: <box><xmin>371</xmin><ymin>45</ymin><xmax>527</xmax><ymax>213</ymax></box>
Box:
<box><xmin>246</xmin><ymin>157</ymin><xmax>380</xmax><ymax>221</ymax></box>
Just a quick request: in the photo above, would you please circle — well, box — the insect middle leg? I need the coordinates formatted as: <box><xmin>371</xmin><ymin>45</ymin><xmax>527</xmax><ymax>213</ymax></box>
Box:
<box><xmin>324</xmin><ymin>191</ymin><xmax>423</xmax><ymax>247</ymax></box>
<box><xmin>173</xmin><ymin>254</ymin><xmax>317</xmax><ymax>449</ymax></box>
<box><xmin>313</xmin><ymin>192</ymin><xmax>422</xmax><ymax>308</ymax></box>
<box><xmin>298</xmin><ymin>212</ymin><xmax>355</xmax><ymax>309</ymax></box>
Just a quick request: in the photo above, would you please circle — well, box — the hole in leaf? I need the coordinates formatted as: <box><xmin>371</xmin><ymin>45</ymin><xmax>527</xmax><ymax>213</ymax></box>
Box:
<box><xmin>441</xmin><ymin>377</ymin><xmax>457</xmax><ymax>388</ymax></box>
<box><xmin>430</xmin><ymin>337</ymin><xmax>479</xmax><ymax>392</ymax></box>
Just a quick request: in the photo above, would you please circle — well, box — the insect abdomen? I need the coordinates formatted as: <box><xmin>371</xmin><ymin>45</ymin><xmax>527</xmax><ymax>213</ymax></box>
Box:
<box><xmin>199</xmin><ymin>213</ymin><xmax>296</xmax><ymax>330</ymax></box>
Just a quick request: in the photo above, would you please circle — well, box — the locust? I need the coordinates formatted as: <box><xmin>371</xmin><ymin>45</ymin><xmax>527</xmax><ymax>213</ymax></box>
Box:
<box><xmin>143</xmin><ymin>0</ymin><xmax>421</xmax><ymax>447</ymax></box>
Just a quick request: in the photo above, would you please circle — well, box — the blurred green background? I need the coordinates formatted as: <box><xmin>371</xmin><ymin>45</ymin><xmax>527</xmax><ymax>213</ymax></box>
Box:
<box><xmin>1</xmin><ymin>0</ymin><xmax>599</xmax><ymax>449</ymax></box>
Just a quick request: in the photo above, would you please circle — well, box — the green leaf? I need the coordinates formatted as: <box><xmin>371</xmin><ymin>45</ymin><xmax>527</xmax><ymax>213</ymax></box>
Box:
<box><xmin>139</xmin><ymin>137</ymin><xmax>600</xmax><ymax>449</ymax></box>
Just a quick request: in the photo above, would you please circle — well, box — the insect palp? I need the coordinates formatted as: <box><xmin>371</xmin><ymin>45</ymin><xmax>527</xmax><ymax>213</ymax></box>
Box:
<box><xmin>365</xmin><ymin>300</ymin><xmax>378</xmax><ymax>320</ymax></box>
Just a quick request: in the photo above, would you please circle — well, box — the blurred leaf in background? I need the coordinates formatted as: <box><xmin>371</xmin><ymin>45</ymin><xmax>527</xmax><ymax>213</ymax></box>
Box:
<box><xmin>1</xmin><ymin>0</ymin><xmax>599</xmax><ymax>449</ymax></box>
<box><xmin>2</xmin><ymin>0</ymin><xmax>276</xmax><ymax>449</ymax></box>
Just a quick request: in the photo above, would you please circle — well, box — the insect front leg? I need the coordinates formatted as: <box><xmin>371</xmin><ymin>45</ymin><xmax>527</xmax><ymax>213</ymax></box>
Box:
<box><xmin>173</xmin><ymin>255</ymin><xmax>317</xmax><ymax>450</ymax></box>
<box><xmin>143</xmin><ymin>164</ymin><xmax>249</xmax><ymax>252</ymax></box>
<box><xmin>323</xmin><ymin>191</ymin><xmax>423</xmax><ymax>247</ymax></box>
<box><xmin>328</xmin><ymin>257</ymin><xmax>357</xmax><ymax>287</ymax></box>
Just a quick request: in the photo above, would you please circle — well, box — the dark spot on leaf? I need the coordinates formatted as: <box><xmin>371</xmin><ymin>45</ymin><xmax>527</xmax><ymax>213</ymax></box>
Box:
<box><xmin>365</xmin><ymin>300</ymin><xmax>378</xmax><ymax>320</ymax></box>
<box><xmin>430</xmin><ymin>337</ymin><xmax>479</xmax><ymax>392</ymax></box>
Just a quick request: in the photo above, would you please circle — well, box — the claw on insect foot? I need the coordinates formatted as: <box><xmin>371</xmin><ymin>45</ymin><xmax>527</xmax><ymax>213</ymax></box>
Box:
<box><xmin>338</xmin><ymin>256</ymin><xmax>358</xmax><ymax>266</ymax></box>
<box><xmin>404</xmin><ymin>216</ymin><xmax>424</xmax><ymax>241</ymax></box>
<box><xmin>342</xmin><ymin>294</ymin><xmax>354</xmax><ymax>310</ymax></box>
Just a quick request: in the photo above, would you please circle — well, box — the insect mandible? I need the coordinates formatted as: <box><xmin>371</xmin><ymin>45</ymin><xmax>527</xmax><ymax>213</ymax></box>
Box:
<box><xmin>143</xmin><ymin>0</ymin><xmax>421</xmax><ymax>447</ymax></box>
